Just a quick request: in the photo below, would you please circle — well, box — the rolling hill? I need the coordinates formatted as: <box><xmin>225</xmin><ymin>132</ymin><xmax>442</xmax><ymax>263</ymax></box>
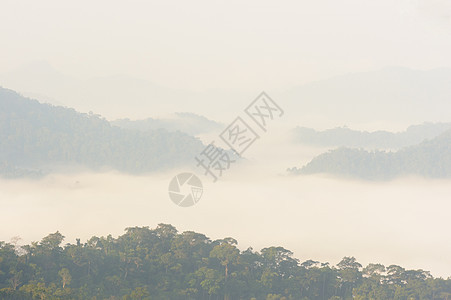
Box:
<box><xmin>290</xmin><ymin>129</ymin><xmax>451</xmax><ymax>180</ymax></box>
<box><xmin>292</xmin><ymin>122</ymin><xmax>451</xmax><ymax>150</ymax></box>
<box><xmin>0</xmin><ymin>87</ymin><xmax>205</xmax><ymax>177</ymax></box>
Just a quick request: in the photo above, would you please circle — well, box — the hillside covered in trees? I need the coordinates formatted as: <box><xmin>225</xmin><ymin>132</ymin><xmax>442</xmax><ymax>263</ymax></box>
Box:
<box><xmin>290</xmin><ymin>129</ymin><xmax>451</xmax><ymax>180</ymax></box>
<box><xmin>0</xmin><ymin>224</ymin><xmax>450</xmax><ymax>300</ymax></box>
<box><xmin>0</xmin><ymin>87</ymin><xmax>205</xmax><ymax>177</ymax></box>
<box><xmin>292</xmin><ymin>123</ymin><xmax>451</xmax><ymax>150</ymax></box>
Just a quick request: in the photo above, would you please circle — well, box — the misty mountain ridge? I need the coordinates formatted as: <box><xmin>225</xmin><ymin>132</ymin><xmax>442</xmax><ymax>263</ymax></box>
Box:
<box><xmin>290</xmin><ymin>128</ymin><xmax>451</xmax><ymax>180</ymax></box>
<box><xmin>0</xmin><ymin>61</ymin><xmax>201</xmax><ymax>120</ymax></box>
<box><xmin>4</xmin><ymin>62</ymin><xmax>451</xmax><ymax>125</ymax></box>
<box><xmin>112</xmin><ymin>112</ymin><xmax>223</xmax><ymax>136</ymax></box>
<box><xmin>0</xmin><ymin>61</ymin><xmax>255</xmax><ymax>121</ymax></box>
<box><xmin>0</xmin><ymin>87</ymin><xmax>206</xmax><ymax>177</ymax></box>
<box><xmin>293</xmin><ymin>122</ymin><xmax>451</xmax><ymax>150</ymax></box>
<box><xmin>280</xmin><ymin>66</ymin><xmax>451</xmax><ymax>126</ymax></box>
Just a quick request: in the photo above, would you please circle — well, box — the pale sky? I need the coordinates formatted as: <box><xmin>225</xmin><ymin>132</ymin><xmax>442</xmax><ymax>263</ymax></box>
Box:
<box><xmin>1</xmin><ymin>0</ymin><xmax>451</xmax><ymax>92</ymax></box>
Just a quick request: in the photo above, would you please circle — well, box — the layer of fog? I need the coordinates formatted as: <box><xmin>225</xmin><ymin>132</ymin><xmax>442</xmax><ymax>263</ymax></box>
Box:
<box><xmin>1</xmin><ymin>126</ymin><xmax>450</xmax><ymax>278</ymax></box>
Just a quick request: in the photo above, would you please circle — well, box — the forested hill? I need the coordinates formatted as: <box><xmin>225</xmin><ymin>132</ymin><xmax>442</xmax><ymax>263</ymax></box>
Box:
<box><xmin>0</xmin><ymin>87</ymin><xmax>204</xmax><ymax>177</ymax></box>
<box><xmin>0</xmin><ymin>224</ymin><xmax>450</xmax><ymax>299</ymax></box>
<box><xmin>293</xmin><ymin>123</ymin><xmax>451</xmax><ymax>150</ymax></box>
<box><xmin>290</xmin><ymin>129</ymin><xmax>451</xmax><ymax>180</ymax></box>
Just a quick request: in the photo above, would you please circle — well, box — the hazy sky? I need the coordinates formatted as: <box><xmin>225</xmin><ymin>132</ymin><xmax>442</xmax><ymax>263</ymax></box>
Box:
<box><xmin>1</xmin><ymin>0</ymin><xmax>451</xmax><ymax>91</ymax></box>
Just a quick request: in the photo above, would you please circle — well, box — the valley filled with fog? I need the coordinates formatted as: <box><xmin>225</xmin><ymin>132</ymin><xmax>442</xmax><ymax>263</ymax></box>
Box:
<box><xmin>1</xmin><ymin>126</ymin><xmax>450</xmax><ymax>278</ymax></box>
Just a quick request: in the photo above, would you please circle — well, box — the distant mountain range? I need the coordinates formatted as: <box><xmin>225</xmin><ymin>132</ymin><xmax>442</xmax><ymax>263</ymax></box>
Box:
<box><xmin>289</xmin><ymin>129</ymin><xmax>451</xmax><ymax>180</ymax></box>
<box><xmin>0</xmin><ymin>61</ymin><xmax>255</xmax><ymax>121</ymax></box>
<box><xmin>292</xmin><ymin>123</ymin><xmax>451</xmax><ymax>150</ymax></box>
<box><xmin>4</xmin><ymin>63</ymin><xmax>451</xmax><ymax>126</ymax></box>
<box><xmin>112</xmin><ymin>113</ymin><xmax>223</xmax><ymax>136</ymax></box>
<box><xmin>0</xmin><ymin>87</ymin><xmax>205</xmax><ymax>177</ymax></box>
<box><xmin>279</xmin><ymin>66</ymin><xmax>451</xmax><ymax>126</ymax></box>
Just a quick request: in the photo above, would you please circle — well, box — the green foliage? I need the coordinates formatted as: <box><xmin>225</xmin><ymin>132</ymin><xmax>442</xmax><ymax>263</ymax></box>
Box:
<box><xmin>0</xmin><ymin>225</ymin><xmax>449</xmax><ymax>299</ymax></box>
